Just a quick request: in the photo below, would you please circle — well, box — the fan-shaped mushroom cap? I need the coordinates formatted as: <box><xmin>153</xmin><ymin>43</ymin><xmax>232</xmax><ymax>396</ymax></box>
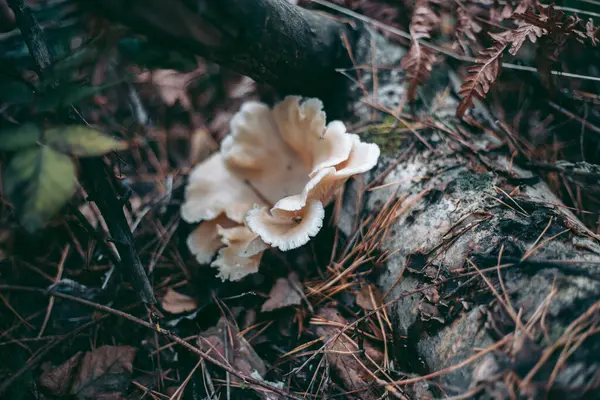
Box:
<box><xmin>181</xmin><ymin>95</ymin><xmax>380</xmax><ymax>278</ymax></box>
<box><xmin>245</xmin><ymin>200</ymin><xmax>325</xmax><ymax>251</ymax></box>
<box><xmin>181</xmin><ymin>153</ymin><xmax>265</xmax><ymax>224</ymax></box>
<box><xmin>246</xmin><ymin>133</ymin><xmax>381</xmax><ymax>251</ymax></box>
<box><xmin>221</xmin><ymin>101</ymin><xmax>309</xmax><ymax>203</ymax></box>
<box><xmin>211</xmin><ymin>225</ymin><xmax>267</xmax><ymax>281</ymax></box>
<box><xmin>186</xmin><ymin>215</ymin><xmax>237</xmax><ymax>264</ymax></box>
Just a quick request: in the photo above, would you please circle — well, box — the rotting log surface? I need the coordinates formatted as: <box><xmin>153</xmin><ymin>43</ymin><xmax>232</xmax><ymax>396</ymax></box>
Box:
<box><xmin>339</xmin><ymin>29</ymin><xmax>600</xmax><ymax>397</ymax></box>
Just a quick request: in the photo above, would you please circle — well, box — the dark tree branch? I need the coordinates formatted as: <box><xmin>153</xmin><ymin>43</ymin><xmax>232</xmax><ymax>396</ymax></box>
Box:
<box><xmin>5</xmin><ymin>0</ymin><xmax>156</xmax><ymax>306</ymax></box>
<box><xmin>82</xmin><ymin>0</ymin><xmax>356</xmax><ymax>114</ymax></box>
<box><xmin>6</xmin><ymin>0</ymin><xmax>51</xmax><ymax>74</ymax></box>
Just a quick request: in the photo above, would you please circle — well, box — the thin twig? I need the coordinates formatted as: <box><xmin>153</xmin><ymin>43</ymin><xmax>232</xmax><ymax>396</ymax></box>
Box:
<box><xmin>0</xmin><ymin>285</ymin><xmax>302</xmax><ymax>400</ymax></box>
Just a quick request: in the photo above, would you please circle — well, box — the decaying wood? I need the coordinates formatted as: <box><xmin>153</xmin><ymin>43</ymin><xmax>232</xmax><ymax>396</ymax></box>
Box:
<box><xmin>339</xmin><ymin>28</ymin><xmax>600</xmax><ymax>397</ymax></box>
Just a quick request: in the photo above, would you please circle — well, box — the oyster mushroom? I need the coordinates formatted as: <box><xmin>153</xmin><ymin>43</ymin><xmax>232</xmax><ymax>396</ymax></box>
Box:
<box><xmin>181</xmin><ymin>96</ymin><xmax>380</xmax><ymax>281</ymax></box>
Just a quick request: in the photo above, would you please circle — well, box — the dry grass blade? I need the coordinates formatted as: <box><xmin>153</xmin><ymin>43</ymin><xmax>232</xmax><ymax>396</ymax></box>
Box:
<box><xmin>457</xmin><ymin>38</ymin><xmax>507</xmax><ymax>118</ymax></box>
<box><xmin>401</xmin><ymin>0</ymin><xmax>439</xmax><ymax>101</ymax></box>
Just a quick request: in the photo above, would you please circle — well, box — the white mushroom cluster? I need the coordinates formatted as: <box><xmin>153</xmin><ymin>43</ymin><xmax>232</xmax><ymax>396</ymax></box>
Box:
<box><xmin>181</xmin><ymin>96</ymin><xmax>380</xmax><ymax>281</ymax></box>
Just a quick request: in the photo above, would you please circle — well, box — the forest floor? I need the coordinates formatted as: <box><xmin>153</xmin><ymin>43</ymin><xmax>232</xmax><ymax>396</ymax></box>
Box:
<box><xmin>1</xmin><ymin>0</ymin><xmax>599</xmax><ymax>399</ymax></box>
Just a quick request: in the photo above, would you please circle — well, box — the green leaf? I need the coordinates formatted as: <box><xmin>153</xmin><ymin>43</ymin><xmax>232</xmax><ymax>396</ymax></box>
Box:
<box><xmin>0</xmin><ymin>123</ymin><xmax>42</xmax><ymax>151</ymax></box>
<box><xmin>0</xmin><ymin>78</ymin><xmax>35</xmax><ymax>105</ymax></box>
<box><xmin>3</xmin><ymin>146</ymin><xmax>77</xmax><ymax>232</ymax></box>
<box><xmin>45</xmin><ymin>125</ymin><xmax>128</xmax><ymax>156</ymax></box>
<box><xmin>44</xmin><ymin>39</ymin><xmax>102</xmax><ymax>83</ymax></box>
<box><xmin>35</xmin><ymin>81</ymin><xmax>119</xmax><ymax>112</ymax></box>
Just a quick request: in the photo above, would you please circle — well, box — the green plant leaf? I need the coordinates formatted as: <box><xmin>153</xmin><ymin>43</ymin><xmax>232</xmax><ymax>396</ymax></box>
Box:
<box><xmin>43</xmin><ymin>44</ymin><xmax>100</xmax><ymax>83</ymax></box>
<box><xmin>3</xmin><ymin>146</ymin><xmax>77</xmax><ymax>232</ymax></box>
<box><xmin>0</xmin><ymin>123</ymin><xmax>42</xmax><ymax>151</ymax></box>
<box><xmin>0</xmin><ymin>78</ymin><xmax>35</xmax><ymax>105</ymax></box>
<box><xmin>45</xmin><ymin>125</ymin><xmax>128</xmax><ymax>156</ymax></box>
<box><xmin>35</xmin><ymin>81</ymin><xmax>119</xmax><ymax>112</ymax></box>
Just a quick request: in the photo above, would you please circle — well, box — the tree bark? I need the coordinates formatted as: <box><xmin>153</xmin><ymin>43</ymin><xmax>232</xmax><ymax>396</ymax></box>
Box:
<box><xmin>83</xmin><ymin>0</ymin><xmax>355</xmax><ymax>116</ymax></box>
<box><xmin>338</xmin><ymin>29</ymin><xmax>600</xmax><ymax>398</ymax></box>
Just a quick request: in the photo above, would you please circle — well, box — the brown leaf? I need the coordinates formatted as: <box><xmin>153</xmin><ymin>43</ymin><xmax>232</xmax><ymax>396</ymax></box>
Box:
<box><xmin>261</xmin><ymin>273</ymin><xmax>302</xmax><ymax>312</ymax></box>
<box><xmin>355</xmin><ymin>283</ymin><xmax>383</xmax><ymax>311</ymax></box>
<box><xmin>40</xmin><ymin>352</ymin><xmax>84</xmax><ymax>396</ymax></box>
<box><xmin>138</xmin><ymin>68</ymin><xmax>204</xmax><ymax>109</ymax></box>
<box><xmin>198</xmin><ymin>317</ymin><xmax>267</xmax><ymax>379</ymax></box>
<box><xmin>71</xmin><ymin>345</ymin><xmax>137</xmax><ymax>400</ymax></box>
<box><xmin>495</xmin><ymin>23</ymin><xmax>545</xmax><ymax>56</ymax></box>
<box><xmin>161</xmin><ymin>288</ymin><xmax>198</xmax><ymax>314</ymax></box>
<box><xmin>313</xmin><ymin>307</ymin><xmax>383</xmax><ymax>399</ymax></box>
<box><xmin>456</xmin><ymin>7</ymin><xmax>481</xmax><ymax>42</ymax></box>
<box><xmin>225</xmin><ymin>75</ymin><xmax>257</xmax><ymax>99</ymax></box>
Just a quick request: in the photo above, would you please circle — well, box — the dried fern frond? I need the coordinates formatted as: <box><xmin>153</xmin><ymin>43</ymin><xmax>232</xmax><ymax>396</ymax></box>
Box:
<box><xmin>401</xmin><ymin>0</ymin><xmax>439</xmax><ymax>101</ymax></box>
<box><xmin>495</xmin><ymin>22</ymin><xmax>545</xmax><ymax>55</ymax></box>
<box><xmin>456</xmin><ymin>7</ymin><xmax>482</xmax><ymax>42</ymax></box>
<box><xmin>455</xmin><ymin>7</ymin><xmax>482</xmax><ymax>54</ymax></box>
<box><xmin>586</xmin><ymin>19</ymin><xmax>599</xmax><ymax>46</ymax></box>
<box><xmin>457</xmin><ymin>37</ymin><xmax>507</xmax><ymax>118</ymax></box>
<box><xmin>401</xmin><ymin>43</ymin><xmax>437</xmax><ymax>101</ymax></box>
<box><xmin>514</xmin><ymin>4</ymin><xmax>584</xmax><ymax>89</ymax></box>
<box><xmin>490</xmin><ymin>0</ymin><xmax>536</xmax><ymax>22</ymax></box>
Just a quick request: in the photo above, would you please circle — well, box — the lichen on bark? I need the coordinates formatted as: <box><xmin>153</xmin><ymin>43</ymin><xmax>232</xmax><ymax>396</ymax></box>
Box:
<box><xmin>340</xmin><ymin>27</ymin><xmax>600</xmax><ymax>397</ymax></box>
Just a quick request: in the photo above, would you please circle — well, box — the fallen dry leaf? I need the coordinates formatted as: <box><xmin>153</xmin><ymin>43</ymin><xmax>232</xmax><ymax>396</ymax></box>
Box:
<box><xmin>313</xmin><ymin>307</ymin><xmax>384</xmax><ymax>399</ymax></box>
<box><xmin>261</xmin><ymin>272</ymin><xmax>303</xmax><ymax>312</ymax></box>
<box><xmin>198</xmin><ymin>317</ymin><xmax>267</xmax><ymax>382</ymax></box>
<box><xmin>40</xmin><ymin>351</ymin><xmax>84</xmax><ymax>396</ymax></box>
<box><xmin>72</xmin><ymin>345</ymin><xmax>137</xmax><ymax>399</ymax></box>
<box><xmin>138</xmin><ymin>68</ymin><xmax>203</xmax><ymax>109</ymax></box>
<box><xmin>225</xmin><ymin>75</ymin><xmax>257</xmax><ymax>99</ymax></box>
<box><xmin>198</xmin><ymin>318</ymin><xmax>285</xmax><ymax>399</ymax></box>
<box><xmin>355</xmin><ymin>283</ymin><xmax>384</xmax><ymax>311</ymax></box>
<box><xmin>39</xmin><ymin>346</ymin><xmax>136</xmax><ymax>400</ymax></box>
<box><xmin>161</xmin><ymin>288</ymin><xmax>198</xmax><ymax>314</ymax></box>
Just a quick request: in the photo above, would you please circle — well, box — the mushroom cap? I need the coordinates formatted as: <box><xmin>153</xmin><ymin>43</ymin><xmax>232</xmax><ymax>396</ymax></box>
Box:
<box><xmin>211</xmin><ymin>225</ymin><xmax>265</xmax><ymax>281</ymax></box>
<box><xmin>181</xmin><ymin>152</ymin><xmax>265</xmax><ymax>224</ymax></box>
<box><xmin>246</xmin><ymin>133</ymin><xmax>380</xmax><ymax>251</ymax></box>
<box><xmin>221</xmin><ymin>101</ymin><xmax>311</xmax><ymax>204</ymax></box>
<box><xmin>330</xmin><ymin>134</ymin><xmax>381</xmax><ymax>180</ymax></box>
<box><xmin>245</xmin><ymin>199</ymin><xmax>325</xmax><ymax>251</ymax></box>
<box><xmin>271</xmin><ymin>167</ymin><xmax>337</xmax><ymax>214</ymax></box>
<box><xmin>181</xmin><ymin>95</ymin><xmax>380</xmax><ymax>278</ymax></box>
<box><xmin>186</xmin><ymin>215</ymin><xmax>237</xmax><ymax>264</ymax></box>
<box><xmin>309</xmin><ymin>120</ymin><xmax>354</xmax><ymax>175</ymax></box>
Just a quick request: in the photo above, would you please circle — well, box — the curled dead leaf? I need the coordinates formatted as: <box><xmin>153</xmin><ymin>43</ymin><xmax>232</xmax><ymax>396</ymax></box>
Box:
<box><xmin>40</xmin><ymin>352</ymin><xmax>84</xmax><ymax>396</ymax></box>
<box><xmin>161</xmin><ymin>288</ymin><xmax>198</xmax><ymax>314</ymax></box>
<box><xmin>261</xmin><ymin>272</ymin><xmax>303</xmax><ymax>312</ymax></box>
<box><xmin>39</xmin><ymin>345</ymin><xmax>136</xmax><ymax>400</ymax></box>
<box><xmin>355</xmin><ymin>283</ymin><xmax>384</xmax><ymax>311</ymax></box>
